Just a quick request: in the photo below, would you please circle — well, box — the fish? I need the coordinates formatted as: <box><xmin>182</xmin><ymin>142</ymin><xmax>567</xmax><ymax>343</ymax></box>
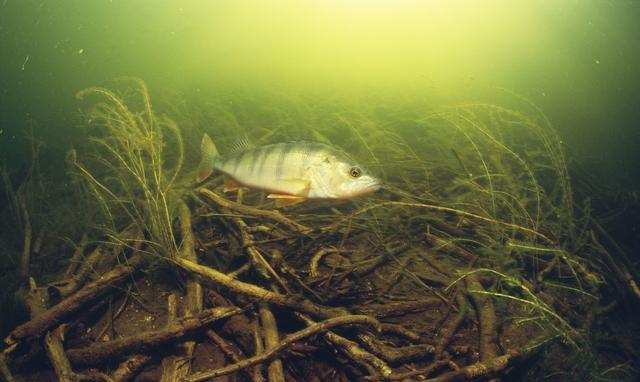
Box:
<box><xmin>197</xmin><ymin>133</ymin><xmax>381</xmax><ymax>206</ymax></box>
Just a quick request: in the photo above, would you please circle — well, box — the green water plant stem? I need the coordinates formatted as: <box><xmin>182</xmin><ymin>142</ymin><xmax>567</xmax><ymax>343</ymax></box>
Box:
<box><xmin>74</xmin><ymin>79</ymin><xmax>184</xmax><ymax>259</ymax></box>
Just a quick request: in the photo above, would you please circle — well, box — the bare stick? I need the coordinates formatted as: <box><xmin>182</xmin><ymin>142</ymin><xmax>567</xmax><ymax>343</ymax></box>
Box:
<box><xmin>66</xmin><ymin>306</ymin><xmax>241</xmax><ymax>367</ymax></box>
<box><xmin>233</xmin><ymin>214</ymin><xmax>289</xmax><ymax>290</ymax></box>
<box><xmin>309</xmin><ymin>247</ymin><xmax>342</xmax><ymax>277</ymax></box>
<box><xmin>19</xmin><ymin>196</ymin><xmax>32</xmax><ymax>279</ymax></box>
<box><xmin>197</xmin><ymin>188</ymin><xmax>309</xmax><ymax>232</ymax></box>
<box><xmin>435</xmin><ymin>291</ymin><xmax>468</xmax><ymax>357</ymax></box>
<box><xmin>112</xmin><ymin>355</ymin><xmax>154</xmax><ymax>382</ymax></box>
<box><xmin>44</xmin><ymin>325</ymin><xmax>79</xmax><ymax>382</ymax></box>
<box><xmin>423</xmin><ymin>345</ymin><xmax>545</xmax><ymax>382</ymax></box>
<box><xmin>295</xmin><ymin>313</ymin><xmax>391</xmax><ymax>378</ymax></box>
<box><xmin>251</xmin><ymin>320</ymin><xmax>265</xmax><ymax>382</ymax></box>
<box><xmin>259</xmin><ymin>304</ymin><xmax>285</xmax><ymax>382</ymax></box>
<box><xmin>64</xmin><ymin>232</ymin><xmax>89</xmax><ymax>278</ymax></box>
<box><xmin>465</xmin><ymin>275</ymin><xmax>499</xmax><ymax>361</ymax></box>
<box><xmin>358</xmin><ymin>333</ymin><xmax>435</xmax><ymax>363</ymax></box>
<box><xmin>5</xmin><ymin>254</ymin><xmax>146</xmax><ymax>345</ymax></box>
<box><xmin>175</xmin><ymin>258</ymin><xmax>348</xmax><ymax>318</ymax></box>
<box><xmin>0</xmin><ymin>349</ymin><xmax>17</xmax><ymax>382</ymax></box>
<box><xmin>184</xmin><ymin>315</ymin><xmax>380</xmax><ymax>382</ymax></box>
<box><xmin>205</xmin><ymin>330</ymin><xmax>254</xmax><ymax>381</ymax></box>
<box><xmin>32</xmin><ymin>229</ymin><xmax>45</xmax><ymax>256</ymax></box>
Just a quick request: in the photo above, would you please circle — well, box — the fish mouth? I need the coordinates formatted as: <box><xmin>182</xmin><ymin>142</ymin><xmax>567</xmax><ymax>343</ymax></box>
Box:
<box><xmin>369</xmin><ymin>179</ymin><xmax>383</xmax><ymax>192</ymax></box>
<box><xmin>355</xmin><ymin>179</ymin><xmax>383</xmax><ymax>196</ymax></box>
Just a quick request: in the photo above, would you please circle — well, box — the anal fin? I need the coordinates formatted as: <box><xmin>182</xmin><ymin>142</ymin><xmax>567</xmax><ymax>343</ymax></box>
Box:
<box><xmin>267</xmin><ymin>193</ymin><xmax>306</xmax><ymax>207</ymax></box>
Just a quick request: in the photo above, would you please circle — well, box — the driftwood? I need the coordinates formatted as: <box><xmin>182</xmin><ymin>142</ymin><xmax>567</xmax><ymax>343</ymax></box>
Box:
<box><xmin>5</xmin><ymin>254</ymin><xmax>147</xmax><ymax>346</ymax></box>
<box><xmin>66</xmin><ymin>306</ymin><xmax>241</xmax><ymax>367</ymax></box>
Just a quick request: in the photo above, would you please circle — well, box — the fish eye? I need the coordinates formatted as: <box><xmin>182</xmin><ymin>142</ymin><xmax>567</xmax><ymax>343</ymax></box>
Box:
<box><xmin>349</xmin><ymin>167</ymin><xmax>362</xmax><ymax>178</ymax></box>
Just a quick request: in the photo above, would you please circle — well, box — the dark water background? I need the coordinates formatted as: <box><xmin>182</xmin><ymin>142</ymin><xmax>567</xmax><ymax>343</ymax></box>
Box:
<box><xmin>1</xmin><ymin>0</ymin><xmax>639</xmax><ymax>335</ymax></box>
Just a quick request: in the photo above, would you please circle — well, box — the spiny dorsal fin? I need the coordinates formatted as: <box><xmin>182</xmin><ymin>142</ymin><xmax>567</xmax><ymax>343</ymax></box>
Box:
<box><xmin>229</xmin><ymin>134</ymin><xmax>254</xmax><ymax>154</ymax></box>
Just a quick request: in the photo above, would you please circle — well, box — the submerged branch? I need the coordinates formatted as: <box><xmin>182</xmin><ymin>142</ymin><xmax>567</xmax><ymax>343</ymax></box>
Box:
<box><xmin>184</xmin><ymin>315</ymin><xmax>380</xmax><ymax>382</ymax></box>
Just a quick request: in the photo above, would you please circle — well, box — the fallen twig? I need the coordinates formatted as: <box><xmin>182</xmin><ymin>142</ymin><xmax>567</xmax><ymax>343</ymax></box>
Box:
<box><xmin>44</xmin><ymin>325</ymin><xmax>83</xmax><ymax>382</ymax></box>
<box><xmin>197</xmin><ymin>188</ymin><xmax>310</xmax><ymax>232</ymax></box>
<box><xmin>422</xmin><ymin>343</ymin><xmax>546</xmax><ymax>382</ymax></box>
<box><xmin>111</xmin><ymin>354</ymin><xmax>154</xmax><ymax>382</ymax></box>
<box><xmin>259</xmin><ymin>304</ymin><xmax>285</xmax><ymax>382</ymax></box>
<box><xmin>66</xmin><ymin>306</ymin><xmax>240</xmax><ymax>367</ymax></box>
<box><xmin>435</xmin><ymin>290</ymin><xmax>468</xmax><ymax>357</ymax></box>
<box><xmin>5</xmin><ymin>254</ymin><xmax>147</xmax><ymax>346</ymax></box>
<box><xmin>184</xmin><ymin>314</ymin><xmax>380</xmax><ymax>382</ymax></box>
<box><xmin>175</xmin><ymin>258</ymin><xmax>348</xmax><ymax>318</ymax></box>
<box><xmin>465</xmin><ymin>274</ymin><xmax>500</xmax><ymax>361</ymax></box>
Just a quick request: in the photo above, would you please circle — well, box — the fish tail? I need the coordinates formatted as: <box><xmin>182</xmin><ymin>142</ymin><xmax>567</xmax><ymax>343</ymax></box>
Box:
<box><xmin>196</xmin><ymin>133</ymin><xmax>219</xmax><ymax>182</ymax></box>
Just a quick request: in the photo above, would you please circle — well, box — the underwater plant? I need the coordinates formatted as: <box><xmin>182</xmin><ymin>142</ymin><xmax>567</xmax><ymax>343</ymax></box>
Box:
<box><xmin>71</xmin><ymin>78</ymin><xmax>185</xmax><ymax>259</ymax></box>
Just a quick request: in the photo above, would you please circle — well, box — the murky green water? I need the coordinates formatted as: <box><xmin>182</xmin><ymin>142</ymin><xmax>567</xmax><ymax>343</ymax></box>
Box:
<box><xmin>0</xmin><ymin>1</ymin><xmax>639</xmax><ymax>379</ymax></box>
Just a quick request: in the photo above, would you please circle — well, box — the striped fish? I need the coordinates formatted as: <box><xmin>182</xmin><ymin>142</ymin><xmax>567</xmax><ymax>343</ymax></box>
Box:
<box><xmin>197</xmin><ymin>133</ymin><xmax>381</xmax><ymax>206</ymax></box>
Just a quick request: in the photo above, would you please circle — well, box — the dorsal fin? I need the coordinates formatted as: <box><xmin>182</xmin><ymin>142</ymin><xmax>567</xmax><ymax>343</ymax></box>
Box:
<box><xmin>229</xmin><ymin>134</ymin><xmax>254</xmax><ymax>154</ymax></box>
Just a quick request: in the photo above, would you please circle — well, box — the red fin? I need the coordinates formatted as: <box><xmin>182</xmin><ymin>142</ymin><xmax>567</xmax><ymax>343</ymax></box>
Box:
<box><xmin>267</xmin><ymin>193</ymin><xmax>306</xmax><ymax>207</ymax></box>
<box><xmin>223</xmin><ymin>175</ymin><xmax>241</xmax><ymax>193</ymax></box>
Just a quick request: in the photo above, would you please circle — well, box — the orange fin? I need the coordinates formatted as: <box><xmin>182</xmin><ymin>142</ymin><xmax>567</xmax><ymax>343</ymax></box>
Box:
<box><xmin>223</xmin><ymin>175</ymin><xmax>241</xmax><ymax>193</ymax></box>
<box><xmin>267</xmin><ymin>193</ymin><xmax>306</xmax><ymax>207</ymax></box>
